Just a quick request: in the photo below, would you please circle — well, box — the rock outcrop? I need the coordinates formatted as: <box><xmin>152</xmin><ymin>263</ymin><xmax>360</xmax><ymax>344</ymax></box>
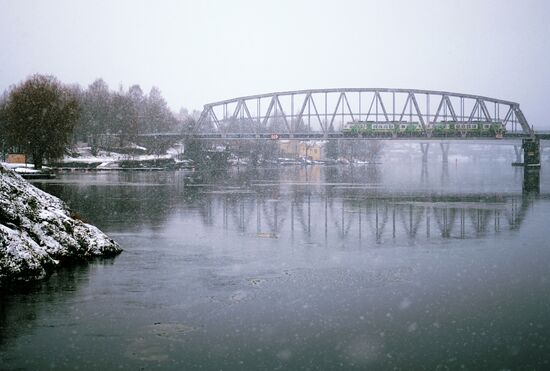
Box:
<box><xmin>0</xmin><ymin>164</ymin><xmax>121</xmax><ymax>284</ymax></box>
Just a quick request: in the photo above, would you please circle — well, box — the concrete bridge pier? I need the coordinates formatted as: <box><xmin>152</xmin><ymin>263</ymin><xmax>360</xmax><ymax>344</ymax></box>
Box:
<box><xmin>439</xmin><ymin>142</ymin><xmax>450</xmax><ymax>185</ymax></box>
<box><xmin>522</xmin><ymin>138</ymin><xmax>541</xmax><ymax>167</ymax></box>
<box><xmin>441</xmin><ymin>161</ymin><xmax>450</xmax><ymax>185</ymax></box>
<box><xmin>440</xmin><ymin>143</ymin><xmax>450</xmax><ymax>163</ymax></box>
<box><xmin>521</xmin><ymin>138</ymin><xmax>541</xmax><ymax>194</ymax></box>
<box><xmin>513</xmin><ymin>145</ymin><xmax>523</xmax><ymax>164</ymax></box>
<box><xmin>421</xmin><ymin>161</ymin><xmax>429</xmax><ymax>183</ymax></box>
<box><xmin>419</xmin><ymin>143</ymin><xmax>430</xmax><ymax>183</ymax></box>
<box><xmin>523</xmin><ymin>167</ymin><xmax>540</xmax><ymax>194</ymax></box>
<box><xmin>420</xmin><ymin>143</ymin><xmax>430</xmax><ymax>163</ymax></box>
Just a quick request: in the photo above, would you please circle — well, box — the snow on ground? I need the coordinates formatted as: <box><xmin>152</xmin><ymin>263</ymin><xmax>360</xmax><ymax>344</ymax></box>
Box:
<box><xmin>62</xmin><ymin>148</ymin><xmax>173</xmax><ymax>165</ymax></box>
<box><xmin>0</xmin><ymin>163</ymin><xmax>52</xmax><ymax>175</ymax></box>
<box><xmin>0</xmin><ymin>164</ymin><xmax>122</xmax><ymax>284</ymax></box>
<box><xmin>63</xmin><ymin>148</ymin><xmax>128</xmax><ymax>163</ymax></box>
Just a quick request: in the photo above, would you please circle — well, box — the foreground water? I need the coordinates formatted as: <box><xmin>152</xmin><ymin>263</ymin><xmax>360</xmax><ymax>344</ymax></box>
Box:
<box><xmin>1</xmin><ymin>159</ymin><xmax>550</xmax><ymax>370</ymax></box>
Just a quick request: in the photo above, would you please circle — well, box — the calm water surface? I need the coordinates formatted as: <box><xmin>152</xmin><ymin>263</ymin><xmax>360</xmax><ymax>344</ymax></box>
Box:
<box><xmin>1</xmin><ymin>159</ymin><xmax>550</xmax><ymax>370</ymax></box>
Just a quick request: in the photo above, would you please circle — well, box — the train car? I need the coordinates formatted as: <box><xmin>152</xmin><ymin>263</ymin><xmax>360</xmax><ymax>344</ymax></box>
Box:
<box><xmin>397</xmin><ymin>122</ymin><xmax>422</xmax><ymax>136</ymax></box>
<box><xmin>343</xmin><ymin>121</ymin><xmax>424</xmax><ymax>137</ymax></box>
<box><xmin>342</xmin><ymin>121</ymin><xmax>397</xmax><ymax>137</ymax></box>
<box><xmin>344</xmin><ymin>120</ymin><xmax>505</xmax><ymax>138</ymax></box>
<box><xmin>431</xmin><ymin>121</ymin><xmax>505</xmax><ymax>137</ymax></box>
<box><xmin>431</xmin><ymin>122</ymin><xmax>453</xmax><ymax>137</ymax></box>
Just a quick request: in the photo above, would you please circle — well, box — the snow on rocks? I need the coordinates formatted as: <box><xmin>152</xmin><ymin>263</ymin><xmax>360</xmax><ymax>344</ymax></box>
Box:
<box><xmin>0</xmin><ymin>164</ymin><xmax>122</xmax><ymax>284</ymax></box>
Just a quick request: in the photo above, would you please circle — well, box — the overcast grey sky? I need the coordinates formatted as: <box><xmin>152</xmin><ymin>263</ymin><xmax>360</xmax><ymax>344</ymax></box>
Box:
<box><xmin>1</xmin><ymin>0</ymin><xmax>549</xmax><ymax>128</ymax></box>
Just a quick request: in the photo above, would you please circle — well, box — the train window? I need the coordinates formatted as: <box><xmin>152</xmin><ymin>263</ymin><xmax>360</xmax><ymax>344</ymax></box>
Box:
<box><xmin>400</xmin><ymin>124</ymin><xmax>407</xmax><ymax>129</ymax></box>
<box><xmin>483</xmin><ymin>124</ymin><xmax>490</xmax><ymax>129</ymax></box>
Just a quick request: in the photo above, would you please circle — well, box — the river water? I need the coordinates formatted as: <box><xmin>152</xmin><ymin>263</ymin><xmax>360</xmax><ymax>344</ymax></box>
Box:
<box><xmin>1</xmin><ymin>158</ymin><xmax>550</xmax><ymax>370</ymax></box>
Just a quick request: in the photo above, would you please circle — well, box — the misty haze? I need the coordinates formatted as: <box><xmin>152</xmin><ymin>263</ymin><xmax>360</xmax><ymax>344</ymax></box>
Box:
<box><xmin>1</xmin><ymin>1</ymin><xmax>550</xmax><ymax>370</ymax></box>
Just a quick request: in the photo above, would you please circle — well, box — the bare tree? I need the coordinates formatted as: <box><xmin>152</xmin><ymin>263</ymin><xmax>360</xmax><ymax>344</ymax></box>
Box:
<box><xmin>3</xmin><ymin>74</ymin><xmax>80</xmax><ymax>169</ymax></box>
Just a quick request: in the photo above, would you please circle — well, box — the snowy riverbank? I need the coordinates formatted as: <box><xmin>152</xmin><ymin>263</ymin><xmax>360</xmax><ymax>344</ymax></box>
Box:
<box><xmin>0</xmin><ymin>164</ymin><xmax>122</xmax><ymax>285</ymax></box>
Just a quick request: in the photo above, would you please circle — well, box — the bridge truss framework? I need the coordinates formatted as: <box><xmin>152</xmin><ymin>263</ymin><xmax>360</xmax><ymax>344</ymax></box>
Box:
<box><xmin>196</xmin><ymin>88</ymin><xmax>532</xmax><ymax>138</ymax></box>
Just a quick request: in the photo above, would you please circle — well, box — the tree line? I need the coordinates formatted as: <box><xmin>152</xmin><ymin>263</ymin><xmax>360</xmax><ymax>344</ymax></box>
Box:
<box><xmin>0</xmin><ymin>74</ymin><xmax>198</xmax><ymax>167</ymax></box>
<box><xmin>71</xmin><ymin>78</ymin><xmax>198</xmax><ymax>150</ymax></box>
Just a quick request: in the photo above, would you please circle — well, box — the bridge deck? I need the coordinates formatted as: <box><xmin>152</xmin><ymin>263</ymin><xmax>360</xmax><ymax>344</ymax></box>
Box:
<box><xmin>138</xmin><ymin>132</ymin><xmax>548</xmax><ymax>141</ymax></box>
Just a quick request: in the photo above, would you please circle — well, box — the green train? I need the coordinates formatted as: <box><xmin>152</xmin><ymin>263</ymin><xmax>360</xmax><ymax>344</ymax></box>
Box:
<box><xmin>342</xmin><ymin>121</ymin><xmax>505</xmax><ymax>138</ymax></box>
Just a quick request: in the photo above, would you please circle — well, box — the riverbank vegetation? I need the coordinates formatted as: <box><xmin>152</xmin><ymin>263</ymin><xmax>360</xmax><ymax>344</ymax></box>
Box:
<box><xmin>0</xmin><ymin>74</ymin><xmax>199</xmax><ymax>163</ymax></box>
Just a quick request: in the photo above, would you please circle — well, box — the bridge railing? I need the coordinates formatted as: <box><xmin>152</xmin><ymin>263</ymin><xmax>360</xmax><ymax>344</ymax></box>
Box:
<box><xmin>196</xmin><ymin>88</ymin><xmax>532</xmax><ymax>137</ymax></box>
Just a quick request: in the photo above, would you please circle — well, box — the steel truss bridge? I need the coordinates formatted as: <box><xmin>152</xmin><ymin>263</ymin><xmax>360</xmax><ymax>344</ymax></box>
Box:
<box><xmin>192</xmin><ymin>88</ymin><xmax>534</xmax><ymax>139</ymax></box>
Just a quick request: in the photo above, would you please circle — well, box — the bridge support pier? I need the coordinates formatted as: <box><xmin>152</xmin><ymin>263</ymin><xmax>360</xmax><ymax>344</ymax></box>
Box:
<box><xmin>523</xmin><ymin>167</ymin><xmax>540</xmax><ymax>194</ymax></box>
<box><xmin>440</xmin><ymin>143</ymin><xmax>450</xmax><ymax>163</ymax></box>
<box><xmin>513</xmin><ymin>145</ymin><xmax>523</xmax><ymax>164</ymax></box>
<box><xmin>420</xmin><ymin>161</ymin><xmax>429</xmax><ymax>183</ymax></box>
<box><xmin>522</xmin><ymin>138</ymin><xmax>540</xmax><ymax>167</ymax></box>
<box><xmin>441</xmin><ymin>160</ymin><xmax>449</xmax><ymax>185</ymax></box>
<box><xmin>521</xmin><ymin>138</ymin><xmax>540</xmax><ymax>194</ymax></box>
<box><xmin>420</xmin><ymin>143</ymin><xmax>430</xmax><ymax>163</ymax></box>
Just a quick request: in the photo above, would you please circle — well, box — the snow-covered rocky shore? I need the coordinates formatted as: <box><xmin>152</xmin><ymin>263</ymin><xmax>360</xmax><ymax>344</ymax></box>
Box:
<box><xmin>0</xmin><ymin>164</ymin><xmax>122</xmax><ymax>285</ymax></box>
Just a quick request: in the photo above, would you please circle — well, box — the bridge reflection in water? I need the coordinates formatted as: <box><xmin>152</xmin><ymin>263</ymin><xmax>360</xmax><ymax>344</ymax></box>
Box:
<box><xmin>35</xmin><ymin>163</ymin><xmax>540</xmax><ymax>247</ymax></box>
<box><xmin>198</xmin><ymin>186</ymin><xmax>532</xmax><ymax>246</ymax></box>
